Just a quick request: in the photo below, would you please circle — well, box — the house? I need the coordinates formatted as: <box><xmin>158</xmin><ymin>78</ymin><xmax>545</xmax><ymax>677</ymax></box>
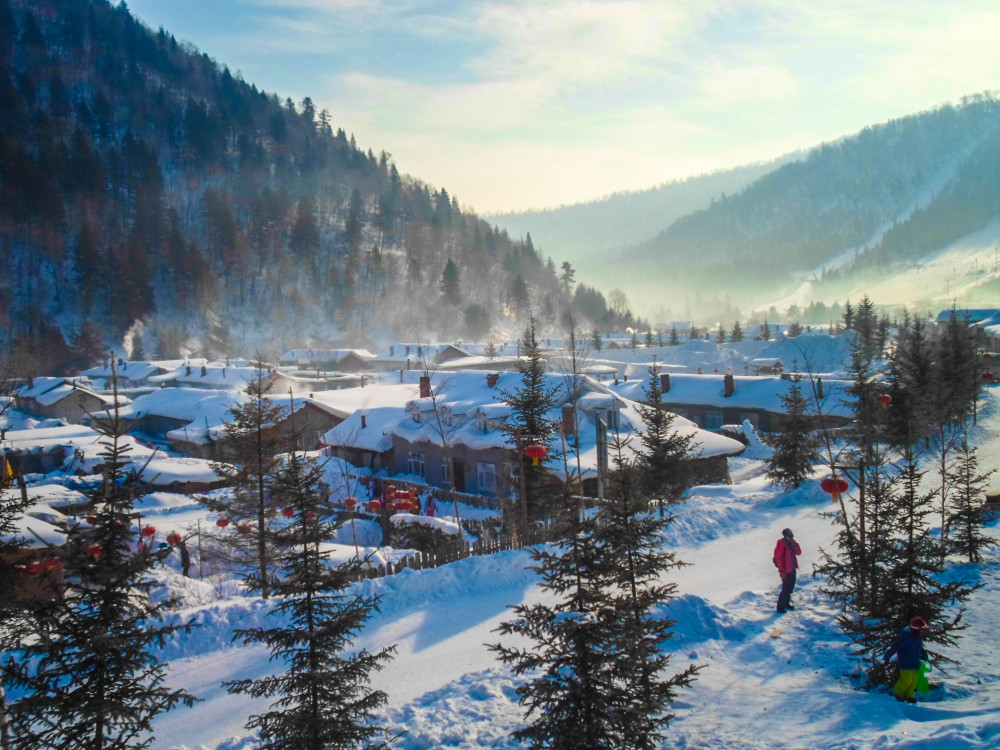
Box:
<box><xmin>14</xmin><ymin>378</ymin><xmax>130</xmax><ymax>424</ymax></box>
<box><xmin>934</xmin><ymin>309</ymin><xmax>1000</xmax><ymax>352</ymax></box>
<box><xmin>279</xmin><ymin>348</ymin><xmax>376</xmax><ymax>372</ymax></box>
<box><xmin>327</xmin><ymin>370</ymin><xmax>744</xmax><ymax>501</ymax></box>
<box><xmin>749</xmin><ymin>357</ymin><xmax>784</xmax><ymax>375</ymax></box>
<box><xmin>81</xmin><ymin>360</ymin><xmax>173</xmax><ymax>388</ymax></box>
<box><xmin>372</xmin><ymin>343</ymin><xmax>472</xmax><ymax>371</ymax></box>
<box><xmin>613</xmin><ymin>372</ymin><xmax>852</xmax><ymax>432</ymax></box>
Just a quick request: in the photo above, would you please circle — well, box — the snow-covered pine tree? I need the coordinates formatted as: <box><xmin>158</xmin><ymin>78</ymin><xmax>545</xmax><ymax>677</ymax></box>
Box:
<box><xmin>5</xmin><ymin>370</ymin><xmax>197</xmax><ymax>750</ymax></box>
<box><xmin>491</xmin><ymin>503</ymin><xmax>617</xmax><ymax>749</ymax></box>
<box><xmin>500</xmin><ymin>318</ymin><xmax>559</xmax><ymax>529</ymax></box>
<box><xmin>729</xmin><ymin>320</ymin><xmax>743</xmax><ymax>342</ymax></box>
<box><xmin>202</xmin><ymin>357</ymin><xmax>287</xmax><ymax>598</ymax></box>
<box><xmin>224</xmin><ymin>447</ymin><xmax>395</xmax><ymax>750</ymax></box>
<box><xmin>635</xmin><ymin>363</ymin><xmax>698</xmax><ymax>515</ymax></box>
<box><xmin>764</xmin><ymin>370</ymin><xmax>821</xmax><ymax>489</ymax></box>
<box><xmin>947</xmin><ymin>440</ymin><xmax>997</xmax><ymax>563</ymax></box>
<box><xmin>596</xmin><ymin>439</ymin><xmax>701</xmax><ymax>748</ymax></box>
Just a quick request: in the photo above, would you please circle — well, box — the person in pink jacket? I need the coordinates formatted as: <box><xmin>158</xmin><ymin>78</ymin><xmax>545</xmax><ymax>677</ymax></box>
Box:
<box><xmin>773</xmin><ymin>528</ymin><xmax>802</xmax><ymax>613</ymax></box>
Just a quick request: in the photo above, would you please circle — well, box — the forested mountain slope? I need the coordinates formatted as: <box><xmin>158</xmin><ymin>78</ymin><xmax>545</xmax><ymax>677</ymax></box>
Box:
<box><xmin>0</xmin><ymin>0</ymin><xmax>582</xmax><ymax>374</ymax></box>
<box><xmin>497</xmin><ymin>94</ymin><xmax>1000</xmax><ymax>320</ymax></box>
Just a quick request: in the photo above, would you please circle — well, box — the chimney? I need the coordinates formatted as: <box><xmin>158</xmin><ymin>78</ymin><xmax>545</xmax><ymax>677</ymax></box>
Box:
<box><xmin>660</xmin><ymin>373</ymin><xmax>671</xmax><ymax>392</ymax></box>
<box><xmin>487</xmin><ymin>372</ymin><xmax>499</xmax><ymax>388</ymax></box>
<box><xmin>561</xmin><ymin>403</ymin><xmax>576</xmax><ymax>436</ymax></box>
<box><xmin>361</xmin><ymin>414</ymin><xmax>367</xmax><ymax>429</ymax></box>
<box><xmin>186</xmin><ymin>365</ymin><xmax>191</xmax><ymax>375</ymax></box>
<box><xmin>405</xmin><ymin>345</ymin><xmax>411</xmax><ymax>356</ymax></box>
<box><xmin>724</xmin><ymin>373</ymin><xmax>734</xmax><ymax>397</ymax></box>
<box><xmin>419</xmin><ymin>375</ymin><xmax>431</xmax><ymax>398</ymax></box>
<box><xmin>817</xmin><ymin>377</ymin><xmax>824</xmax><ymax>399</ymax></box>
<box><xmin>201</xmin><ymin>365</ymin><xmax>207</xmax><ymax>376</ymax></box>
<box><xmin>390</xmin><ymin>345</ymin><xmax>395</xmax><ymax>356</ymax></box>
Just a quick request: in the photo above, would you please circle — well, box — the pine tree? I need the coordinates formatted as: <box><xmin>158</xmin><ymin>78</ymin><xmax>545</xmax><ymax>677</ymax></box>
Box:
<box><xmin>715</xmin><ymin>323</ymin><xmax>725</xmax><ymax>344</ymax></box>
<box><xmin>596</xmin><ymin>445</ymin><xmax>701</xmax><ymax>747</ymax></box>
<box><xmin>501</xmin><ymin>318</ymin><xmax>559</xmax><ymax>530</ymax></box>
<box><xmin>817</xmin><ymin>344</ymin><xmax>975</xmax><ymax>687</ymax></box>
<box><xmin>491</xmin><ymin>507</ymin><xmax>618</xmax><ymax>749</ymax></box>
<box><xmin>224</xmin><ymin>448</ymin><xmax>395</xmax><ymax>750</ymax></box>
<box><xmin>202</xmin><ymin>358</ymin><xmax>287</xmax><ymax>598</ymax></box>
<box><xmin>440</xmin><ymin>258</ymin><xmax>460</xmax><ymax>307</ymax></box>
<box><xmin>730</xmin><ymin>320</ymin><xmax>744</xmax><ymax>342</ymax></box>
<box><xmin>668</xmin><ymin>326</ymin><xmax>679</xmax><ymax>346</ymax></box>
<box><xmin>764</xmin><ymin>372</ymin><xmax>821</xmax><ymax>489</ymax></box>
<box><xmin>492</xmin><ymin>443</ymin><xmax>698</xmax><ymax>750</ymax></box>
<box><xmin>947</xmin><ymin>440</ymin><xmax>997</xmax><ymax>563</ymax></box>
<box><xmin>590</xmin><ymin>329</ymin><xmax>602</xmax><ymax>351</ymax></box>
<box><xmin>5</xmin><ymin>370</ymin><xmax>197</xmax><ymax>749</ymax></box>
<box><xmin>635</xmin><ymin>363</ymin><xmax>698</xmax><ymax>514</ymax></box>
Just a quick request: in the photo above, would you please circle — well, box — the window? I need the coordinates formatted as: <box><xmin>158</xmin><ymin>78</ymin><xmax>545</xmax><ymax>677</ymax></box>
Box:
<box><xmin>412</xmin><ymin>411</ymin><xmax>422</xmax><ymax>424</ymax></box>
<box><xmin>739</xmin><ymin>412</ymin><xmax>760</xmax><ymax>429</ymax></box>
<box><xmin>606</xmin><ymin>408</ymin><xmax>620</xmax><ymax>432</ymax></box>
<box><xmin>477</xmin><ymin>462</ymin><xmax>497</xmax><ymax>493</ymax></box>
<box><xmin>706</xmin><ymin>410</ymin><xmax>724</xmax><ymax>430</ymax></box>
<box><xmin>407</xmin><ymin>451</ymin><xmax>426</xmax><ymax>477</ymax></box>
<box><xmin>478</xmin><ymin>417</ymin><xmax>489</xmax><ymax>433</ymax></box>
<box><xmin>440</xmin><ymin>460</ymin><xmax>451</xmax><ymax>485</ymax></box>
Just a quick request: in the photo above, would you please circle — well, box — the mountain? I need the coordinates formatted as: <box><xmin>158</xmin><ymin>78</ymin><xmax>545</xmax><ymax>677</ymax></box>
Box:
<box><xmin>0</xmin><ymin>0</ymin><xmax>585</xmax><ymax>375</ymax></box>
<box><xmin>494</xmin><ymin>94</ymin><xmax>1000</xmax><ymax>323</ymax></box>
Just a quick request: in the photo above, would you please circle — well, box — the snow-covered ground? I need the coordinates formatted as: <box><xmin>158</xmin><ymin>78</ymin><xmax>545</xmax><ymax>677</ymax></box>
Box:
<box><xmin>8</xmin><ymin>390</ymin><xmax>1000</xmax><ymax>749</ymax></box>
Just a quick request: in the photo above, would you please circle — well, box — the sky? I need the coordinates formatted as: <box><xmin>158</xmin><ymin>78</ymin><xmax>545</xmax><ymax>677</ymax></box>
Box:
<box><xmin>124</xmin><ymin>0</ymin><xmax>1000</xmax><ymax>214</ymax></box>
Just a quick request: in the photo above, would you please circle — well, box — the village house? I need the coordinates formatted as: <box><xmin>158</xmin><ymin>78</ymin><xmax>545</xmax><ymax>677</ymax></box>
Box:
<box><xmin>13</xmin><ymin>377</ymin><xmax>130</xmax><ymax>424</ymax></box>
<box><xmin>372</xmin><ymin>343</ymin><xmax>472</xmax><ymax>371</ymax></box>
<box><xmin>279</xmin><ymin>348</ymin><xmax>377</xmax><ymax>373</ymax></box>
<box><xmin>323</xmin><ymin>370</ymin><xmax>744</xmax><ymax>502</ymax></box>
<box><xmin>613</xmin><ymin>372</ymin><xmax>853</xmax><ymax>433</ymax></box>
<box><xmin>81</xmin><ymin>360</ymin><xmax>173</xmax><ymax>389</ymax></box>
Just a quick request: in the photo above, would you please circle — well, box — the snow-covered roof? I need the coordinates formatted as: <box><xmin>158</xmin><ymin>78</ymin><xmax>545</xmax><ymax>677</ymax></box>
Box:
<box><xmin>612</xmin><ymin>373</ymin><xmax>853</xmax><ymax>417</ymax></box>
<box><xmin>120</xmin><ymin>387</ymin><xmax>245</xmax><ymax>426</ymax></box>
<box><xmin>325</xmin><ymin>369</ymin><xmax>744</xmax><ymax>481</ymax></box>
<box><xmin>279</xmin><ymin>348</ymin><xmax>376</xmax><ymax>364</ymax></box>
<box><xmin>81</xmin><ymin>361</ymin><xmax>168</xmax><ymax>382</ymax></box>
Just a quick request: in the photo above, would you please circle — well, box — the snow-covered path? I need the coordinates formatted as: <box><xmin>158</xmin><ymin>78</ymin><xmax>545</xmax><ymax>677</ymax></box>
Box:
<box><xmin>152</xmin><ymin>391</ymin><xmax>1000</xmax><ymax>750</ymax></box>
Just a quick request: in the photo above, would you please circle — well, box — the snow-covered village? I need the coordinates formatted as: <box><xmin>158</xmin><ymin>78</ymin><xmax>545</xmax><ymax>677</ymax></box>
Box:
<box><xmin>5</xmin><ymin>311</ymin><xmax>1000</xmax><ymax>750</ymax></box>
<box><xmin>6</xmin><ymin>1</ymin><xmax>1000</xmax><ymax>749</ymax></box>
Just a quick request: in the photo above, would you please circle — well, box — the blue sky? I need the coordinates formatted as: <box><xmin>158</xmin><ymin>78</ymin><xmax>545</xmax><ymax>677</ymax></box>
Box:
<box><xmin>126</xmin><ymin>0</ymin><xmax>1000</xmax><ymax>214</ymax></box>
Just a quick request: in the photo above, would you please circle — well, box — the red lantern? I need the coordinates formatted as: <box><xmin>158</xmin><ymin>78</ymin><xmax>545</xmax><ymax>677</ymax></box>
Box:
<box><xmin>985</xmin><ymin>353</ymin><xmax>993</xmax><ymax>360</ymax></box>
<box><xmin>141</xmin><ymin>525</ymin><xmax>156</xmax><ymax>538</ymax></box>
<box><xmin>304</xmin><ymin>510</ymin><xmax>317</xmax><ymax>521</ymax></box>
<box><xmin>86</xmin><ymin>516</ymin><xmax>97</xmax><ymax>525</ymax></box>
<box><xmin>984</xmin><ymin>371</ymin><xmax>995</xmax><ymax>383</ymax></box>
<box><xmin>166</xmin><ymin>532</ymin><xmax>182</xmax><ymax>546</ymax></box>
<box><xmin>344</xmin><ymin>496</ymin><xmax>357</xmax><ymax>508</ymax></box>
<box><xmin>86</xmin><ymin>543</ymin><xmax>103</xmax><ymax>559</ymax></box>
<box><xmin>524</xmin><ymin>444</ymin><xmax>548</xmax><ymax>466</ymax></box>
<box><xmin>876</xmin><ymin>394</ymin><xmax>892</xmax><ymax>408</ymax></box>
<box><xmin>26</xmin><ymin>561</ymin><xmax>43</xmax><ymax>576</ymax></box>
<box><xmin>216</xmin><ymin>518</ymin><xmax>230</xmax><ymax>529</ymax></box>
<box><xmin>42</xmin><ymin>556</ymin><xmax>60</xmax><ymax>573</ymax></box>
<box><xmin>821</xmin><ymin>476</ymin><xmax>847</xmax><ymax>494</ymax></box>
<box><xmin>386</xmin><ymin>485</ymin><xmax>396</xmax><ymax>495</ymax></box>
<box><xmin>237</xmin><ymin>523</ymin><xmax>252</xmax><ymax>535</ymax></box>
<box><xmin>367</xmin><ymin>500</ymin><xmax>382</xmax><ymax>512</ymax></box>
<box><xmin>282</xmin><ymin>507</ymin><xmax>296</xmax><ymax>518</ymax></box>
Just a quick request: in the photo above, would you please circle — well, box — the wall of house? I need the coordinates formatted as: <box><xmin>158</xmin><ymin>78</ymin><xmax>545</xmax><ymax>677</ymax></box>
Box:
<box><xmin>390</xmin><ymin>436</ymin><xmax>512</xmax><ymax>497</ymax></box>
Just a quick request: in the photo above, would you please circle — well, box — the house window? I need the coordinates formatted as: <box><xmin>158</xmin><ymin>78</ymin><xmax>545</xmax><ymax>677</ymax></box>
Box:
<box><xmin>477</xmin><ymin>462</ymin><xmax>497</xmax><ymax>493</ymax></box>
<box><xmin>412</xmin><ymin>412</ymin><xmax>422</xmax><ymax>424</ymax></box>
<box><xmin>440</xmin><ymin>460</ymin><xmax>451</xmax><ymax>485</ymax></box>
<box><xmin>706</xmin><ymin>410</ymin><xmax>724</xmax><ymax>430</ymax></box>
<box><xmin>606</xmin><ymin>409</ymin><xmax>620</xmax><ymax>432</ymax></box>
<box><xmin>478</xmin><ymin>417</ymin><xmax>489</xmax><ymax>433</ymax></box>
<box><xmin>407</xmin><ymin>452</ymin><xmax>426</xmax><ymax>477</ymax></box>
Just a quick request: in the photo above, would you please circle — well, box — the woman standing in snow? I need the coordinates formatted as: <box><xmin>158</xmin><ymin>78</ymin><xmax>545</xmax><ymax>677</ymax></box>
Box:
<box><xmin>773</xmin><ymin>527</ymin><xmax>801</xmax><ymax>613</ymax></box>
<box><xmin>884</xmin><ymin>617</ymin><xmax>930</xmax><ymax>702</ymax></box>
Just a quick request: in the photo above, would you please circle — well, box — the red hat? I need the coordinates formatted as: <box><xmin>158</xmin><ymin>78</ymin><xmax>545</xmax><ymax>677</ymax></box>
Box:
<box><xmin>910</xmin><ymin>616</ymin><xmax>928</xmax><ymax>635</ymax></box>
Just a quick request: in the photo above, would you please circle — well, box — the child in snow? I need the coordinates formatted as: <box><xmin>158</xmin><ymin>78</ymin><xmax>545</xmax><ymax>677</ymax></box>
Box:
<box><xmin>773</xmin><ymin>528</ymin><xmax>801</xmax><ymax>613</ymax></box>
<box><xmin>884</xmin><ymin>616</ymin><xmax>930</xmax><ymax>702</ymax></box>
